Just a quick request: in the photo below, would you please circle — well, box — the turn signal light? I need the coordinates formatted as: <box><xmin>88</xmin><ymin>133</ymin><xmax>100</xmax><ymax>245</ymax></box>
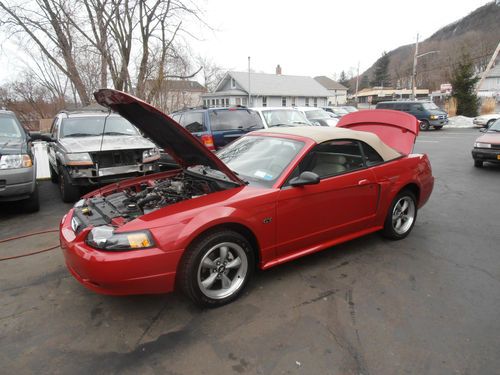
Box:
<box><xmin>201</xmin><ymin>134</ymin><xmax>215</xmax><ymax>151</ymax></box>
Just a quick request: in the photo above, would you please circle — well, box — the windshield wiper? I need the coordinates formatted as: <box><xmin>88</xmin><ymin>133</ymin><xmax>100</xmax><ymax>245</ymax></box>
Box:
<box><xmin>64</xmin><ymin>133</ymin><xmax>94</xmax><ymax>137</ymax></box>
<box><xmin>103</xmin><ymin>131</ymin><xmax>129</xmax><ymax>135</ymax></box>
<box><xmin>269</xmin><ymin>123</ymin><xmax>292</xmax><ymax>127</ymax></box>
<box><xmin>243</xmin><ymin>124</ymin><xmax>264</xmax><ymax>131</ymax></box>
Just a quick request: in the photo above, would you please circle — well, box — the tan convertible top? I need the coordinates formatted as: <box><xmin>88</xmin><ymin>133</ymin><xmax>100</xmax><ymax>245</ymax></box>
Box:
<box><xmin>255</xmin><ymin>126</ymin><xmax>402</xmax><ymax>161</ymax></box>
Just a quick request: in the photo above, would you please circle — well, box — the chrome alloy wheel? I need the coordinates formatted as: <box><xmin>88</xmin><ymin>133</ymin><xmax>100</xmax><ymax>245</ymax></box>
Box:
<box><xmin>197</xmin><ymin>242</ymin><xmax>248</xmax><ymax>300</ymax></box>
<box><xmin>392</xmin><ymin>196</ymin><xmax>416</xmax><ymax>235</ymax></box>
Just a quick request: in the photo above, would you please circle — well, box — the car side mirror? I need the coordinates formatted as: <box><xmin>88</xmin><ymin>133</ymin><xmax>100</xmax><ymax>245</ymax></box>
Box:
<box><xmin>289</xmin><ymin>171</ymin><xmax>320</xmax><ymax>187</ymax></box>
<box><xmin>30</xmin><ymin>131</ymin><xmax>55</xmax><ymax>142</ymax></box>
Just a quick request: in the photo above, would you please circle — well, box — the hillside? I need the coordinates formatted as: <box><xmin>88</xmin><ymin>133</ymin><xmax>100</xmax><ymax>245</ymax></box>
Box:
<box><xmin>353</xmin><ymin>1</ymin><xmax>500</xmax><ymax>92</ymax></box>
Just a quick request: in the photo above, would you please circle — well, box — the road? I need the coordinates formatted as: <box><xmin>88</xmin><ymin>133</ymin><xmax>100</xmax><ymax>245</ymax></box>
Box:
<box><xmin>1</xmin><ymin>128</ymin><xmax>499</xmax><ymax>375</ymax></box>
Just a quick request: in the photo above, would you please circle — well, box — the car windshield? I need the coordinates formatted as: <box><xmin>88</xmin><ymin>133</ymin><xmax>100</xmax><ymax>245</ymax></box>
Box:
<box><xmin>305</xmin><ymin>110</ymin><xmax>330</xmax><ymax>120</ymax></box>
<box><xmin>60</xmin><ymin>116</ymin><xmax>139</xmax><ymax>137</ymax></box>
<box><xmin>217</xmin><ymin>136</ymin><xmax>304</xmax><ymax>187</ymax></box>
<box><xmin>261</xmin><ymin>109</ymin><xmax>309</xmax><ymax>126</ymax></box>
<box><xmin>0</xmin><ymin>116</ymin><xmax>23</xmax><ymax>139</ymax></box>
<box><xmin>422</xmin><ymin>102</ymin><xmax>440</xmax><ymax>110</ymax></box>
<box><xmin>487</xmin><ymin>118</ymin><xmax>500</xmax><ymax>131</ymax></box>
<box><xmin>209</xmin><ymin>109</ymin><xmax>264</xmax><ymax>131</ymax></box>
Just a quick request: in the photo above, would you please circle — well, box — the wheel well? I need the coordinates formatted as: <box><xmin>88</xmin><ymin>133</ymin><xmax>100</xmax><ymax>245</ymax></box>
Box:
<box><xmin>400</xmin><ymin>183</ymin><xmax>420</xmax><ymax>204</ymax></box>
<box><xmin>188</xmin><ymin>223</ymin><xmax>261</xmax><ymax>268</ymax></box>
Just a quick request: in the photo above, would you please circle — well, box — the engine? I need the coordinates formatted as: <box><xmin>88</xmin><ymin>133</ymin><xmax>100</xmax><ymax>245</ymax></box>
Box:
<box><xmin>72</xmin><ymin>173</ymin><xmax>218</xmax><ymax>230</ymax></box>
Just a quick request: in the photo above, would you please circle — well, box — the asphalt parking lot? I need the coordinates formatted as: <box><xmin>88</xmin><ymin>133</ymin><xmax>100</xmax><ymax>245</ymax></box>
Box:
<box><xmin>1</xmin><ymin>128</ymin><xmax>499</xmax><ymax>375</ymax></box>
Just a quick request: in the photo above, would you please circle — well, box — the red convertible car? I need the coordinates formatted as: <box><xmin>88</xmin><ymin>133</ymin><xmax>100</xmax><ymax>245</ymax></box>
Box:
<box><xmin>60</xmin><ymin>89</ymin><xmax>434</xmax><ymax>307</ymax></box>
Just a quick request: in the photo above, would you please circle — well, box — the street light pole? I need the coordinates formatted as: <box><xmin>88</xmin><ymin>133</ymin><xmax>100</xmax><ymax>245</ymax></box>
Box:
<box><xmin>411</xmin><ymin>34</ymin><xmax>419</xmax><ymax>100</ymax></box>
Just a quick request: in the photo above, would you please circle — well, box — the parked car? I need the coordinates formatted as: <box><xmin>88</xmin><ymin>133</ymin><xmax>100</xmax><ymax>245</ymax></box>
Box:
<box><xmin>170</xmin><ymin>106</ymin><xmax>264</xmax><ymax>150</ymax></box>
<box><xmin>339</xmin><ymin>106</ymin><xmax>359</xmax><ymax>113</ymax></box>
<box><xmin>471</xmin><ymin>118</ymin><xmax>500</xmax><ymax>167</ymax></box>
<box><xmin>323</xmin><ymin>106</ymin><xmax>349</xmax><ymax>117</ymax></box>
<box><xmin>59</xmin><ymin>89</ymin><xmax>434</xmax><ymax>307</ymax></box>
<box><xmin>0</xmin><ymin>109</ymin><xmax>39</xmax><ymax>212</ymax></box>
<box><xmin>375</xmin><ymin>100</ymin><xmax>448</xmax><ymax>131</ymax></box>
<box><xmin>41</xmin><ymin>110</ymin><xmax>160</xmax><ymax>202</ymax></box>
<box><xmin>473</xmin><ymin>113</ymin><xmax>499</xmax><ymax>128</ymax></box>
<box><xmin>251</xmin><ymin>107</ymin><xmax>311</xmax><ymax>127</ymax></box>
<box><xmin>294</xmin><ymin>107</ymin><xmax>339</xmax><ymax>127</ymax></box>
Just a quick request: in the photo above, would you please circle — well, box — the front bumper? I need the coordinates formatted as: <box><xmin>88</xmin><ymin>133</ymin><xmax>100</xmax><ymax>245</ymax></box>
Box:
<box><xmin>473</xmin><ymin>119</ymin><xmax>487</xmax><ymax>127</ymax></box>
<box><xmin>0</xmin><ymin>166</ymin><xmax>36</xmax><ymax>201</ymax></box>
<box><xmin>60</xmin><ymin>209</ymin><xmax>182</xmax><ymax>295</ymax></box>
<box><xmin>68</xmin><ymin>163</ymin><xmax>157</xmax><ymax>186</ymax></box>
<box><xmin>429</xmin><ymin>118</ymin><xmax>448</xmax><ymax>127</ymax></box>
<box><xmin>471</xmin><ymin>148</ymin><xmax>500</xmax><ymax>162</ymax></box>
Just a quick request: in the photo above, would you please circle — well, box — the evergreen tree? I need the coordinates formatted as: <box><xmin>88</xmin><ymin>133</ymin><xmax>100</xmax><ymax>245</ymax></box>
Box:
<box><xmin>370</xmin><ymin>52</ymin><xmax>391</xmax><ymax>87</ymax></box>
<box><xmin>359</xmin><ymin>75</ymin><xmax>370</xmax><ymax>90</ymax></box>
<box><xmin>338</xmin><ymin>70</ymin><xmax>350</xmax><ymax>88</ymax></box>
<box><xmin>451</xmin><ymin>53</ymin><xmax>479</xmax><ymax>117</ymax></box>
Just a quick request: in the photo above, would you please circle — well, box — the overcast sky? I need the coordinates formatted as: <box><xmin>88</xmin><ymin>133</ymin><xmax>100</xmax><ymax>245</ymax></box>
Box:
<box><xmin>0</xmin><ymin>0</ymin><xmax>493</xmax><ymax>84</ymax></box>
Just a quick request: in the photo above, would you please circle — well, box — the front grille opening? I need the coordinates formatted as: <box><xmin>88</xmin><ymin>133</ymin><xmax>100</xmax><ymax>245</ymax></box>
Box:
<box><xmin>91</xmin><ymin>150</ymin><xmax>142</xmax><ymax>168</ymax></box>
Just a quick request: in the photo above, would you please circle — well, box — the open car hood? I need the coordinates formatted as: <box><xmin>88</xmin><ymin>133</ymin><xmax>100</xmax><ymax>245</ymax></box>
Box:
<box><xmin>94</xmin><ymin>89</ymin><xmax>244</xmax><ymax>185</ymax></box>
<box><xmin>336</xmin><ymin>109</ymin><xmax>419</xmax><ymax>155</ymax></box>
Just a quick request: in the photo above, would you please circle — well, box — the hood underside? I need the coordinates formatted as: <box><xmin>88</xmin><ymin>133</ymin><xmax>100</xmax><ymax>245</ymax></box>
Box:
<box><xmin>337</xmin><ymin>109</ymin><xmax>419</xmax><ymax>155</ymax></box>
<box><xmin>94</xmin><ymin>89</ymin><xmax>243</xmax><ymax>185</ymax></box>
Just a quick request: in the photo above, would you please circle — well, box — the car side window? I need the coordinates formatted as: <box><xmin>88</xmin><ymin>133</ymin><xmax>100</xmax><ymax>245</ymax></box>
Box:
<box><xmin>181</xmin><ymin>112</ymin><xmax>206</xmax><ymax>133</ymax></box>
<box><xmin>288</xmin><ymin>140</ymin><xmax>365</xmax><ymax>182</ymax></box>
<box><xmin>171</xmin><ymin>113</ymin><xmax>182</xmax><ymax>123</ymax></box>
<box><xmin>51</xmin><ymin>117</ymin><xmax>61</xmax><ymax>139</ymax></box>
<box><xmin>411</xmin><ymin>104</ymin><xmax>423</xmax><ymax>112</ymax></box>
<box><xmin>361</xmin><ymin>141</ymin><xmax>384</xmax><ymax>166</ymax></box>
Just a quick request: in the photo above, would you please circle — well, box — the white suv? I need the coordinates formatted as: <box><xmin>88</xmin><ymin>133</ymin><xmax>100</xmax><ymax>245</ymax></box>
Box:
<box><xmin>294</xmin><ymin>107</ymin><xmax>339</xmax><ymax>127</ymax></box>
<box><xmin>251</xmin><ymin>107</ymin><xmax>312</xmax><ymax>128</ymax></box>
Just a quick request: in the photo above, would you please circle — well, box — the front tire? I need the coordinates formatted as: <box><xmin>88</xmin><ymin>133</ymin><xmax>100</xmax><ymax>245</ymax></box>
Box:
<box><xmin>179</xmin><ymin>230</ymin><xmax>255</xmax><ymax>308</ymax></box>
<box><xmin>59</xmin><ymin>166</ymin><xmax>80</xmax><ymax>202</ymax></box>
<box><xmin>49</xmin><ymin>163</ymin><xmax>58</xmax><ymax>183</ymax></box>
<box><xmin>419</xmin><ymin>120</ymin><xmax>430</xmax><ymax>131</ymax></box>
<box><xmin>382</xmin><ymin>191</ymin><xmax>417</xmax><ymax>240</ymax></box>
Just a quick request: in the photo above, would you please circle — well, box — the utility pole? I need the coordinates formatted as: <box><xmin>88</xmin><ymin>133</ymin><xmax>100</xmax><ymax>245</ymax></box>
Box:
<box><xmin>355</xmin><ymin>61</ymin><xmax>360</xmax><ymax>104</ymax></box>
<box><xmin>476</xmin><ymin>40</ymin><xmax>500</xmax><ymax>94</ymax></box>
<box><xmin>248</xmin><ymin>56</ymin><xmax>251</xmax><ymax>107</ymax></box>
<box><xmin>411</xmin><ymin>33</ymin><xmax>419</xmax><ymax>100</ymax></box>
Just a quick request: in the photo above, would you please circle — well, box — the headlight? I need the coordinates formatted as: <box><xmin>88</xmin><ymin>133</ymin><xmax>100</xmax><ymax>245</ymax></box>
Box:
<box><xmin>142</xmin><ymin>148</ymin><xmax>160</xmax><ymax>163</ymax></box>
<box><xmin>0</xmin><ymin>154</ymin><xmax>32</xmax><ymax>169</ymax></box>
<box><xmin>65</xmin><ymin>152</ymin><xmax>93</xmax><ymax>166</ymax></box>
<box><xmin>86</xmin><ymin>225</ymin><xmax>155</xmax><ymax>251</ymax></box>
<box><xmin>429</xmin><ymin>115</ymin><xmax>438</xmax><ymax>120</ymax></box>
<box><xmin>474</xmin><ymin>142</ymin><xmax>491</xmax><ymax>148</ymax></box>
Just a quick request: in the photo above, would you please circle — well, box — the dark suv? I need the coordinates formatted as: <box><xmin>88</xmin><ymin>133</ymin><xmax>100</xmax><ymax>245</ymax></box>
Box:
<box><xmin>0</xmin><ymin>109</ymin><xmax>39</xmax><ymax>211</ymax></box>
<box><xmin>170</xmin><ymin>107</ymin><xmax>264</xmax><ymax>150</ymax></box>
<box><xmin>42</xmin><ymin>110</ymin><xmax>160</xmax><ymax>202</ymax></box>
<box><xmin>376</xmin><ymin>101</ymin><xmax>448</xmax><ymax>131</ymax></box>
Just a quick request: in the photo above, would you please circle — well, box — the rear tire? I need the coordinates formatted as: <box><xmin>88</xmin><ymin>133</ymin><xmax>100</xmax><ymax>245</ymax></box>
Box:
<box><xmin>419</xmin><ymin>120</ymin><xmax>430</xmax><ymax>131</ymax></box>
<box><xmin>474</xmin><ymin>159</ymin><xmax>483</xmax><ymax>168</ymax></box>
<box><xmin>179</xmin><ymin>229</ymin><xmax>254</xmax><ymax>308</ymax></box>
<box><xmin>59</xmin><ymin>166</ymin><xmax>80</xmax><ymax>202</ymax></box>
<box><xmin>382</xmin><ymin>190</ymin><xmax>417</xmax><ymax>240</ymax></box>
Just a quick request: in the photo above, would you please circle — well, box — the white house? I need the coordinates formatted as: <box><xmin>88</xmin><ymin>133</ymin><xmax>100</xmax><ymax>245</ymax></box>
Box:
<box><xmin>477</xmin><ymin>62</ymin><xmax>500</xmax><ymax>100</ymax></box>
<box><xmin>313</xmin><ymin>76</ymin><xmax>348</xmax><ymax>105</ymax></box>
<box><xmin>202</xmin><ymin>66</ymin><xmax>330</xmax><ymax>108</ymax></box>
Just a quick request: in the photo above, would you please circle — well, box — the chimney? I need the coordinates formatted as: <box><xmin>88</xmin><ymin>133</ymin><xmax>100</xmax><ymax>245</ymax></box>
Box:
<box><xmin>276</xmin><ymin>64</ymin><xmax>282</xmax><ymax>75</ymax></box>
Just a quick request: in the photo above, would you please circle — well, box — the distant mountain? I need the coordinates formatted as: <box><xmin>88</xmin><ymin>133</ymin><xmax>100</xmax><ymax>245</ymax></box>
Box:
<box><xmin>352</xmin><ymin>1</ymin><xmax>500</xmax><ymax>92</ymax></box>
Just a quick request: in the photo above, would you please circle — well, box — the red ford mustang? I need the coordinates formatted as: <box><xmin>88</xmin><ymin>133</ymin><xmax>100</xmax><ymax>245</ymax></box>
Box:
<box><xmin>60</xmin><ymin>89</ymin><xmax>434</xmax><ymax>307</ymax></box>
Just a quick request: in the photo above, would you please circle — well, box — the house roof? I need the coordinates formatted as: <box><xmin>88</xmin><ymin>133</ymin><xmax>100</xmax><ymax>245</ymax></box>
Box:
<box><xmin>218</xmin><ymin>71</ymin><xmax>331</xmax><ymax>97</ymax></box>
<box><xmin>146</xmin><ymin>79</ymin><xmax>206</xmax><ymax>92</ymax></box>
<box><xmin>314</xmin><ymin>76</ymin><xmax>348</xmax><ymax>91</ymax></box>
<box><xmin>355</xmin><ymin>88</ymin><xmax>429</xmax><ymax>97</ymax></box>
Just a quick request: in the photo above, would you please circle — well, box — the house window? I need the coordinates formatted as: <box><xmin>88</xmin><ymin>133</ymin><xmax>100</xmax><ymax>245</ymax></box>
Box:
<box><xmin>291</xmin><ymin>97</ymin><xmax>296</xmax><ymax>106</ymax></box>
<box><xmin>242</xmin><ymin>97</ymin><xmax>248</xmax><ymax>106</ymax></box>
<box><xmin>231</xmin><ymin>78</ymin><xmax>236</xmax><ymax>89</ymax></box>
<box><xmin>282</xmin><ymin>97</ymin><xmax>287</xmax><ymax>107</ymax></box>
<box><xmin>211</xmin><ymin>99</ymin><xmax>215</xmax><ymax>107</ymax></box>
<box><xmin>236</xmin><ymin>97</ymin><xmax>242</xmax><ymax>105</ymax></box>
<box><xmin>305</xmin><ymin>97</ymin><xmax>310</xmax><ymax>107</ymax></box>
<box><xmin>225</xmin><ymin>98</ymin><xmax>229</xmax><ymax>107</ymax></box>
<box><xmin>313</xmin><ymin>98</ymin><xmax>318</xmax><ymax>107</ymax></box>
<box><xmin>262</xmin><ymin>96</ymin><xmax>267</xmax><ymax>107</ymax></box>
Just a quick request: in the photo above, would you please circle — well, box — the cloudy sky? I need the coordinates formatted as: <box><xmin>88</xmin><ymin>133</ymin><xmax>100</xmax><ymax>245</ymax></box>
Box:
<box><xmin>0</xmin><ymin>0</ymin><xmax>493</xmax><ymax>84</ymax></box>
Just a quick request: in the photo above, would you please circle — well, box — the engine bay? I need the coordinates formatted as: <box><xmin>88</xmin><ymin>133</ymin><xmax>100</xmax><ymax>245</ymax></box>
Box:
<box><xmin>71</xmin><ymin>172</ymin><xmax>222</xmax><ymax>231</ymax></box>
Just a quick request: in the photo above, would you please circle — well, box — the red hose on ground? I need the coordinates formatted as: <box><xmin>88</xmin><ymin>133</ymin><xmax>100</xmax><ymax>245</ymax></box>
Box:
<box><xmin>0</xmin><ymin>229</ymin><xmax>60</xmax><ymax>262</ymax></box>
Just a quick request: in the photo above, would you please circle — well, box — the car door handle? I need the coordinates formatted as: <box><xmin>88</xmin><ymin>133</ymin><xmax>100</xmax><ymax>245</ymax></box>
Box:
<box><xmin>358</xmin><ymin>179</ymin><xmax>371</xmax><ymax>186</ymax></box>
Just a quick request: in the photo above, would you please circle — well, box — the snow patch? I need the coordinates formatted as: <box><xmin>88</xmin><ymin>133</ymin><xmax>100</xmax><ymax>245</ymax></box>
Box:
<box><xmin>447</xmin><ymin>116</ymin><xmax>474</xmax><ymax>128</ymax></box>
